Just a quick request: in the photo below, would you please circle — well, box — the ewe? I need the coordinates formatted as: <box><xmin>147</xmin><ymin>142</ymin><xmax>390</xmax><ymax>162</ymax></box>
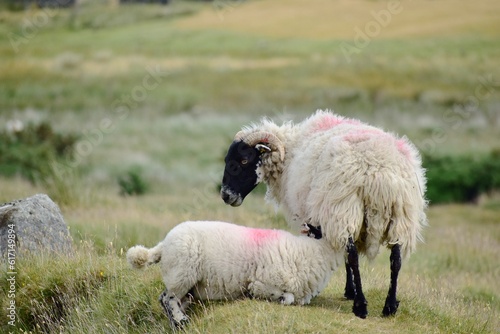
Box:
<box><xmin>127</xmin><ymin>220</ymin><xmax>343</xmax><ymax>329</ymax></box>
<box><xmin>221</xmin><ymin>110</ymin><xmax>427</xmax><ymax>318</ymax></box>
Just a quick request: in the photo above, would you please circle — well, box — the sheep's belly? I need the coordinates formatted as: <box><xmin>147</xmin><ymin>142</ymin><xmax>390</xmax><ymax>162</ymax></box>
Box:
<box><xmin>191</xmin><ymin>281</ymin><xmax>247</xmax><ymax>301</ymax></box>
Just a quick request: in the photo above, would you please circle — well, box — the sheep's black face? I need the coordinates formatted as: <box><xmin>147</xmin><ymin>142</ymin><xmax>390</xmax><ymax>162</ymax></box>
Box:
<box><xmin>221</xmin><ymin>140</ymin><xmax>262</xmax><ymax>207</ymax></box>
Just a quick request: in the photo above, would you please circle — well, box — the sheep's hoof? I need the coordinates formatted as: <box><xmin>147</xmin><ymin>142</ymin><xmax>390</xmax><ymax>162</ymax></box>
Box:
<box><xmin>353</xmin><ymin>299</ymin><xmax>368</xmax><ymax>319</ymax></box>
<box><xmin>382</xmin><ymin>299</ymin><xmax>399</xmax><ymax>317</ymax></box>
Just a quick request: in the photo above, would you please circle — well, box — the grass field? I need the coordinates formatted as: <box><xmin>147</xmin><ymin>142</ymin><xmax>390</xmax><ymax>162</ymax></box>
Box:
<box><xmin>1</xmin><ymin>179</ymin><xmax>499</xmax><ymax>333</ymax></box>
<box><xmin>0</xmin><ymin>0</ymin><xmax>499</xmax><ymax>333</ymax></box>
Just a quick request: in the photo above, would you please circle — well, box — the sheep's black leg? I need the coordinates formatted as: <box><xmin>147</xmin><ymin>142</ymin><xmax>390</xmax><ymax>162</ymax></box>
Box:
<box><xmin>344</xmin><ymin>260</ymin><xmax>356</xmax><ymax>300</ymax></box>
<box><xmin>308</xmin><ymin>224</ymin><xmax>323</xmax><ymax>239</ymax></box>
<box><xmin>382</xmin><ymin>244</ymin><xmax>401</xmax><ymax>316</ymax></box>
<box><xmin>347</xmin><ymin>237</ymin><xmax>368</xmax><ymax>318</ymax></box>
<box><xmin>301</xmin><ymin>223</ymin><xmax>323</xmax><ymax>239</ymax></box>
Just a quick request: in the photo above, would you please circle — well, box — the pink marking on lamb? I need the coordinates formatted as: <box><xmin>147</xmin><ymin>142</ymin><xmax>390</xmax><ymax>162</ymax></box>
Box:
<box><xmin>313</xmin><ymin>114</ymin><xmax>361</xmax><ymax>132</ymax></box>
<box><xmin>247</xmin><ymin>228</ymin><xmax>280</xmax><ymax>246</ymax></box>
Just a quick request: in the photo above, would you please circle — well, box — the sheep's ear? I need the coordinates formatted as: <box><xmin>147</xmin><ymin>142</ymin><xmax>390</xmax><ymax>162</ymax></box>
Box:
<box><xmin>255</xmin><ymin>144</ymin><xmax>271</xmax><ymax>154</ymax></box>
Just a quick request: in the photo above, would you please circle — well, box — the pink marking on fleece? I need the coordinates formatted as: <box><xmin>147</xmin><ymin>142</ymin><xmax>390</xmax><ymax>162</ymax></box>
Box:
<box><xmin>313</xmin><ymin>114</ymin><xmax>361</xmax><ymax>132</ymax></box>
<box><xmin>343</xmin><ymin>129</ymin><xmax>413</xmax><ymax>160</ymax></box>
<box><xmin>247</xmin><ymin>228</ymin><xmax>280</xmax><ymax>246</ymax></box>
<box><xmin>343</xmin><ymin>128</ymin><xmax>386</xmax><ymax>143</ymax></box>
<box><xmin>396</xmin><ymin>138</ymin><xmax>412</xmax><ymax>159</ymax></box>
<box><xmin>260</xmin><ymin>134</ymin><xmax>271</xmax><ymax>143</ymax></box>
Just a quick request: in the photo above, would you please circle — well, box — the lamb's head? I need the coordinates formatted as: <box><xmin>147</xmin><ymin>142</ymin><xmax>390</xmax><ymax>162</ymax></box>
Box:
<box><xmin>221</xmin><ymin>130</ymin><xmax>285</xmax><ymax>207</ymax></box>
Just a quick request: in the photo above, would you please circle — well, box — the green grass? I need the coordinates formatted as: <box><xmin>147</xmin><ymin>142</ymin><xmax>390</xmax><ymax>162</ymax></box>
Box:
<box><xmin>0</xmin><ymin>1</ymin><xmax>499</xmax><ymax>333</ymax></box>
<box><xmin>1</xmin><ymin>188</ymin><xmax>499</xmax><ymax>333</ymax></box>
<box><xmin>1</xmin><ymin>34</ymin><xmax>498</xmax><ymax>113</ymax></box>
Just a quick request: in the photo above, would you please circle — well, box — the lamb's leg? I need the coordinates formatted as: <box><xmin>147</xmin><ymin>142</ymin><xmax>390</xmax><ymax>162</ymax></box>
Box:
<box><xmin>308</xmin><ymin>224</ymin><xmax>323</xmax><ymax>239</ymax></box>
<box><xmin>300</xmin><ymin>223</ymin><xmax>322</xmax><ymax>239</ymax></box>
<box><xmin>248</xmin><ymin>281</ymin><xmax>294</xmax><ymax>305</ymax></box>
<box><xmin>181</xmin><ymin>290</ymin><xmax>195</xmax><ymax>313</ymax></box>
<box><xmin>159</xmin><ymin>289</ymin><xmax>189</xmax><ymax>330</ymax></box>
<box><xmin>344</xmin><ymin>260</ymin><xmax>356</xmax><ymax>300</ymax></box>
<box><xmin>278</xmin><ymin>292</ymin><xmax>295</xmax><ymax>305</ymax></box>
<box><xmin>347</xmin><ymin>237</ymin><xmax>368</xmax><ymax>318</ymax></box>
<box><xmin>382</xmin><ymin>244</ymin><xmax>401</xmax><ymax>316</ymax></box>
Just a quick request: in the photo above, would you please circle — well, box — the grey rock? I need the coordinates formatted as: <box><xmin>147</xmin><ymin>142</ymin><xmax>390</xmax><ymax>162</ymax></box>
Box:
<box><xmin>0</xmin><ymin>194</ymin><xmax>74</xmax><ymax>257</ymax></box>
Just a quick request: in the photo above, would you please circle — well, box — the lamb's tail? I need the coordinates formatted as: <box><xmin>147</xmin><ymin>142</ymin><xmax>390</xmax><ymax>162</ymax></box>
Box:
<box><xmin>127</xmin><ymin>242</ymin><xmax>163</xmax><ymax>270</ymax></box>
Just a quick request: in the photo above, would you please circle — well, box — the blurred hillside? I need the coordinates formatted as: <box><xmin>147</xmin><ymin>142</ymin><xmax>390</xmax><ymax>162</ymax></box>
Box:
<box><xmin>0</xmin><ymin>0</ymin><xmax>499</xmax><ymax>203</ymax></box>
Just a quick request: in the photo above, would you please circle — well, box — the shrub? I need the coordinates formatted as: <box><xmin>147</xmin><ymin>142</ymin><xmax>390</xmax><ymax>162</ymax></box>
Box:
<box><xmin>0</xmin><ymin>121</ymin><xmax>78</xmax><ymax>183</ymax></box>
<box><xmin>0</xmin><ymin>121</ymin><xmax>83</xmax><ymax>206</ymax></box>
<box><xmin>118</xmin><ymin>167</ymin><xmax>149</xmax><ymax>196</ymax></box>
<box><xmin>423</xmin><ymin>150</ymin><xmax>500</xmax><ymax>204</ymax></box>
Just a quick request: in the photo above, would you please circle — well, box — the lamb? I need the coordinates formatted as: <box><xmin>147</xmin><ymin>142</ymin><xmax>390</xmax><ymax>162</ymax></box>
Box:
<box><xmin>220</xmin><ymin>110</ymin><xmax>427</xmax><ymax>318</ymax></box>
<box><xmin>127</xmin><ymin>220</ymin><xmax>343</xmax><ymax>329</ymax></box>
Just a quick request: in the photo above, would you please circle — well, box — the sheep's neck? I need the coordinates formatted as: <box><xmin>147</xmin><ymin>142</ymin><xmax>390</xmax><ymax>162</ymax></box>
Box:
<box><xmin>263</xmin><ymin>124</ymin><xmax>297</xmax><ymax>206</ymax></box>
<box><xmin>264</xmin><ymin>172</ymin><xmax>282</xmax><ymax>209</ymax></box>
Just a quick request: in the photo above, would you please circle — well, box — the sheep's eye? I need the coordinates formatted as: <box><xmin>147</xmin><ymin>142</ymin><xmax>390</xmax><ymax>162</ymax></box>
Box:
<box><xmin>241</xmin><ymin>159</ymin><xmax>248</xmax><ymax>165</ymax></box>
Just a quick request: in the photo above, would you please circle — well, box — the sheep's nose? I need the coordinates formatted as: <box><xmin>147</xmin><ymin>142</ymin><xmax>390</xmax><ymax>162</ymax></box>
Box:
<box><xmin>221</xmin><ymin>190</ymin><xmax>230</xmax><ymax>202</ymax></box>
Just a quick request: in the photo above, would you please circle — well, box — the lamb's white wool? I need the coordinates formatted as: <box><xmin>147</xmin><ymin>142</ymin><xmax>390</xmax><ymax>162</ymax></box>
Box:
<box><xmin>127</xmin><ymin>220</ymin><xmax>343</xmax><ymax>329</ymax></box>
<box><xmin>127</xmin><ymin>245</ymin><xmax>161</xmax><ymax>269</ymax></box>
<box><xmin>236</xmin><ymin>110</ymin><xmax>427</xmax><ymax>260</ymax></box>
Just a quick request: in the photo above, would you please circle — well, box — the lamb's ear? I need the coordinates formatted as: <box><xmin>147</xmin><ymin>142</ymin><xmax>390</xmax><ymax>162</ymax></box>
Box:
<box><xmin>255</xmin><ymin>144</ymin><xmax>271</xmax><ymax>154</ymax></box>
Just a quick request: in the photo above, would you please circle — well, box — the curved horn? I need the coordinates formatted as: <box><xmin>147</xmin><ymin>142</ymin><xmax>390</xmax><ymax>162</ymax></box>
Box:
<box><xmin>234</xmin><ymin>130</ymin><xmax>246</xmax><ymax>142</ymax></box>
<box><xmin>234</xmin><ymin>130</ymin><xmax>285</xmax><ymax>161</ymax></box>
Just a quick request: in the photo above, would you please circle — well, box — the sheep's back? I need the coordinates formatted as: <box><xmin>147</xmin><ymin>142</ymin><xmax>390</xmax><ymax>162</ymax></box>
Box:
<box><xmin>280</xmin><ymin>112</ymin><xmax>426</xmax><ymax>257</ymax></box>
